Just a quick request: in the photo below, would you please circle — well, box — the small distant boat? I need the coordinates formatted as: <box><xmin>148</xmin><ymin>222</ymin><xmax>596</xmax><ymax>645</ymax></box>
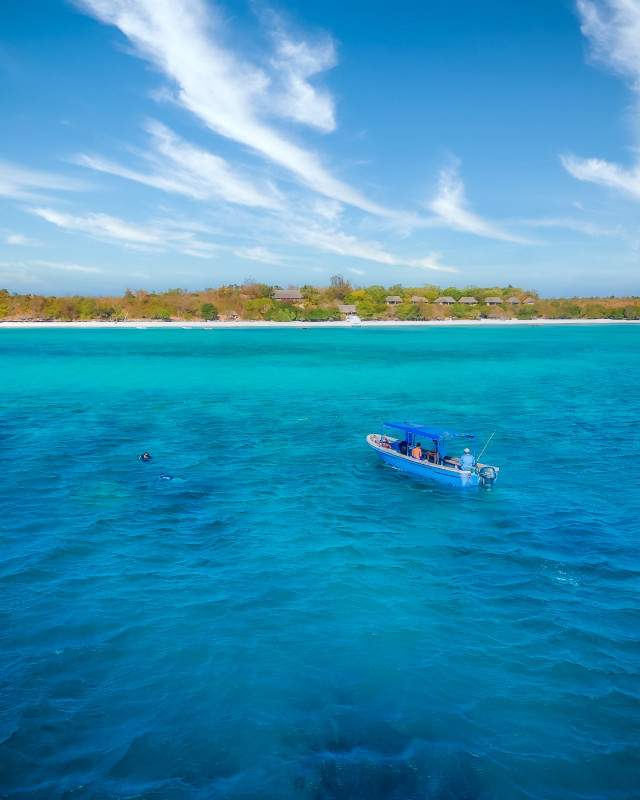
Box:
<box><xmin>367</xmin><ymin>421</ymin><xmax>499</xmax><ymax>488</ymax></box>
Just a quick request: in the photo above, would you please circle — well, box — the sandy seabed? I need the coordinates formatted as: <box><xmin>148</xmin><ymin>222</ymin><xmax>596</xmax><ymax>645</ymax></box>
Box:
<box><xmin>0</xmin><ymin>318</ymin><xmax>639</xmax><ymax>329</ymax></box>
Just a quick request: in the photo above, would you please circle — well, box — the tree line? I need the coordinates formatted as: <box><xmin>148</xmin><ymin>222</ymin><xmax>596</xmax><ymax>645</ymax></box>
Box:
<box><xmin>0</xmin><ymin>280</ymin><xmax>638</xmax><ymax>322</ymax></box>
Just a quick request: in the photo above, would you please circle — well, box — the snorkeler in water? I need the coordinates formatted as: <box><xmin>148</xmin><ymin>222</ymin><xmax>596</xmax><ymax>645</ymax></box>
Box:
<box><xmin>159</xmin><ymin>473</ymin><xmax>174</xmax><ymax>480</ymax></box>
<box><xmin>139</xmin><ymin>452</ymin><xmax>152</xmax><ymax>461</ymax></box>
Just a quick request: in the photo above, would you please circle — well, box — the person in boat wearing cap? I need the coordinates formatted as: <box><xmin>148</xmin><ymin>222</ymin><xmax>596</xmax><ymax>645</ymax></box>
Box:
<box><xmin>460</xmin><ymin>448</ymin><xmax>475</xmax><ymax>471</ymax></box>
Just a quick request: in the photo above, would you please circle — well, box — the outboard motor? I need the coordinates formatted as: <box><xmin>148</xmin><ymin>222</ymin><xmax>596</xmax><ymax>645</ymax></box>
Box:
<box><xmin>479</xmin><ymin>466</ymin><xmax>497</xmax><ymax>487</ymax></box>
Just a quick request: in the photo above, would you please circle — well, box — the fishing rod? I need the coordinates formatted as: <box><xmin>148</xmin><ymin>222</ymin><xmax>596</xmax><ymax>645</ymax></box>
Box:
<box><xmin>477</xmin><ymin>430</ymin><xmax>496</xmax><ymax>461</ymax></box>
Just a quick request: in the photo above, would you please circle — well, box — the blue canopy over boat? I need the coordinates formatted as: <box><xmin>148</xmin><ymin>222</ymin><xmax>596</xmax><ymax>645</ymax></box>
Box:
<box><xmin>382</xmin><ymin>421</ymin><xmax>475</xmax><ymax>440</ymax></box>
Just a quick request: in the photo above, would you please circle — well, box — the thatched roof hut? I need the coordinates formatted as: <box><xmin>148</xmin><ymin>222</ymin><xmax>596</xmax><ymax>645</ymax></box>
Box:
<box><xmin>410</xmin><ymin>296</ymin><xmax>428</xmax><ymax>303</ymax></box>
<box><xmin>338</xmin><ymin>304</ymin><xmax>357</xmax><ymax>314</ymax></box>
<box><xmin>485</xmin><ymin>296</ymin><xmax>503</xmax><ymax>305</ymax></box>
<box><xmin>385</xmin><ymin>296</ymin><xmax>403</xmax><ymax>305</ymax></box>
<box><xmin>506</xmin><ymin>297</ymin><xmax>521</xmax><ymax>304</ymax></box>
<box><xmin>435</xmin><ymin>296</ymin><xmax>455</xmax><ymax>304</ymax></box>
<box><xmin>272</xmin><ymin>288</ymin><xmax>304</xmax><ymax>301</ymax></box>
<box><xmin>458</xmin><ymin>296</ymin><xmax>478</xmax><ymax>305</ymax></box>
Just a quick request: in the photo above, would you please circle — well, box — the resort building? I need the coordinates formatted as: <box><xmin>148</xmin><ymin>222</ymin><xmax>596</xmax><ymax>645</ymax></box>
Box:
<box><xmin>272</xmin><ymin>288</ymin><xmax>305</xmax><ymax>302</ymax></box>
<box><xmin>506</xmin><ymin>297</ymin><xmax>521</xmax><ymax>305</ymax></box>
<box><xmin>458</xmin><ymin>296</ymin><xmax>478</xmax><ymax>305</ymax></box>
<box><xmin>385</xmin><ymin>296</ymin><xmax>403</xmax><ymax>305</ymax></box>
<box><xmin>338</xmin><ymin>304</ymin><xmax>358</xmax><ymax>315</ymax></box>
<box><xmin>410</xmin><ymin>296</ymin><xmax>428</xmax><ymax>303</ymax></box>
<box><xmin>434</xmin><ymin>296</ymin><xmax>456</xmax><ymax>305</ymax></box>
<box><xmin>485</xmin><ymin>296</ymin><xmax>504</xmax><ymax>305</ymax></box>
<box><xmin>522</xmin><ymin>297</ymin><xmax>536</xmax><ymax>304</ymax></box>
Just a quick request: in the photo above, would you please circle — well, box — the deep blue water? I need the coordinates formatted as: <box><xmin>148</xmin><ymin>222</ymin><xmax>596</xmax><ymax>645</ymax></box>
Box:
<box><xmin>1</xmin><ymin>326</ymin><xmax>639</xmax><ymax>800</ymax></box>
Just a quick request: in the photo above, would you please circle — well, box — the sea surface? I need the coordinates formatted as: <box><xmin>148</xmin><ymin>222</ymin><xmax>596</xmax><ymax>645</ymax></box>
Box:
<box><xmin>1</xmin><ymin>325</ymin><xmax>639</xmax><ymax>800</ymax></box>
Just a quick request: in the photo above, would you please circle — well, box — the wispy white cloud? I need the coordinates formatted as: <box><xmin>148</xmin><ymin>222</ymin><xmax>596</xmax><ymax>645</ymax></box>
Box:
<box><xmin>234</xmin><ymin>246</ymin><xmax>282</xmax><ymax>264</ymax></box>
<box><xmin>5</xmin><ymin>233</ymin><xmax>39</xmax><ymax>246</ymax></box>
<box><xmin>286</xmin><ymin>222</ymin><xmax>457</xmax><ymax>272</ymax></box>
<box><xmin>0</xmin><ymin>160</ymin><xmax>84</xmax><ymax>201</ymax></box>
<box><xmin>563</xmin><ymin>1</ymin><xmax>640</xmax><ymax>198</ymax></box>
<box><xmin>30</xmin><ymin>207</ymin><xmax>218</xmax><ymax>258</ymax></box>
<box><xmin>31</xmin><ymin>207</ymin><xmax>163</xmax><ymax>244</ymax></box>
<box><xmin>76</xmin><ymin>121</ymin><xmax>282</xmax><ymax>209</ymax></box>
<box><xmin>562</xmin><ymin>153</ymin><xmax>640</xmax><ymax>198</ymax></box>
<box><xmin>33</xmin><ymin>259</ymin><xmax>103</xmax><ymax>274</ymax></box>
<box><xmin>428</xmin><ymin>163</ymin><xmax>528</xmax><ymax>242</ymax></box>
<box><xmin>73</xmin><ymin>0</ymin><xmax>393</xmax><ymax>216</ymax></box>
<box><xmin>577</xmin><ymin>0</ymin><xmax>640</xmax><ymax>88</ymax></box>
<box><xmin>312</xmin><ymin>198</ymin><xmax>344</xmax><ymax>221</ymax></box>
<box><xmin>517</xmin><ymin>213</ymin><xmax>626</xmax><ymax>238</ymax></box>
<box><xmin>410</xmin><ymin>253</ymin><xmax>455</xmax><ymax>272</ymax></box>
<box><xmin>347</xmin><ymin>267</ymin><xmax>365</xmax><ymax>276</ymax></box>
<box><xmin>267</xmin><ymin>24</ymin><xmax>337</xmax><ymax>131</ymax></box>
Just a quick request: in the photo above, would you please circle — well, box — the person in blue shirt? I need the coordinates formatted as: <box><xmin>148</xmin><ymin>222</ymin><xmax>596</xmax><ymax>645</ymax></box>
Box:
<box><xmin>460</xmin><ymin>448</ymin><xmax>475</xmax><ymax>471</ymax></box>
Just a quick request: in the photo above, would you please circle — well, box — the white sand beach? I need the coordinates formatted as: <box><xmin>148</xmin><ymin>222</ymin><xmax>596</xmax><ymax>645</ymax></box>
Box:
<box><xmin>1</xmin><ymin>318</ymin><xmax>639</xmax><ymax>329</ymax></box>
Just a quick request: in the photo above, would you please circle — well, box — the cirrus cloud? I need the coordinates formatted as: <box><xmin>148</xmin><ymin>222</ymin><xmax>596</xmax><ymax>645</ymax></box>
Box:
<box><xmin>73</xmin><ymin>0</ymin><xmax>394</xmax><ymax>217</ymax></box>
<box><xmin>0</xmin><ymin>160</ymin><xmax>85</xmax><ymax>202</ymax></box>
<box><xmin>562</xmin><ymin>1</ymin><xmax>640</xmax><ymax>200</ymax></box>
<box><xmin>29</xmin><ymin>206</ymin><xmax>218</xmax><ymax>258</ymax></box>
<box><xmin>428</xmin><ymin>164</ymin><xmax>530</xmax><ymax>243</ymax></box>
<box><xmin>75</xmin><ymin>120</ymin><xmax>283</xmax><ymax>209</ymax></box>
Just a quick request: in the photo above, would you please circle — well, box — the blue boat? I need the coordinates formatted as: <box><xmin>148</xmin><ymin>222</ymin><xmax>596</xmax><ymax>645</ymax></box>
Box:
<box><xmin>367</xmin><ymin>421</ymin><xmax>499</xmax><ymax>488</ymax></box>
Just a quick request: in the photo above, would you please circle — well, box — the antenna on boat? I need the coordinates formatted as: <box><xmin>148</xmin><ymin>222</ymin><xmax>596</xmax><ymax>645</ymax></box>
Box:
<box><xmin>477</xmin><ymin>430</ymin><xmax>496</xmax><ymax>460</ymax></box>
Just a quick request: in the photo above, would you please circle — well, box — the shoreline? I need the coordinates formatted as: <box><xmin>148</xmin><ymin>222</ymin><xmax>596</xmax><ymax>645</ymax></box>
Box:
<box><xmin>1</xmin><ymin>318</ymin><xmax>639</xmax><ymax>329</ymax></box>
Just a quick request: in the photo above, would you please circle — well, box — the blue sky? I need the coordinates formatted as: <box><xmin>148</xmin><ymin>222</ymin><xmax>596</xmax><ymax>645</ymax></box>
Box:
<box><xmin>1</xmin><ymin>0</ymin><xmax>639</xmax><ymax>296</ymax></box>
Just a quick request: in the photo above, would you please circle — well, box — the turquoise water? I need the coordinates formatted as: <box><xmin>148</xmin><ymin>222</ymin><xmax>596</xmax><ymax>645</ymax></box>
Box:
<box><xmin>1</xmin><ymin>326</ymin><xmax>639</xmax><ymax>799</ymax></box>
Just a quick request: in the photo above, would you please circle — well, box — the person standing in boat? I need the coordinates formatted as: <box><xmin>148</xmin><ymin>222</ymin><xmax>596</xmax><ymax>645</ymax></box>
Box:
<box><xmin>460</xmin><ymin>448</ymin><xmax>475</xmax><ymax>471</ymax></box>
<box><xmin>411</xmin><ymin>442</ymin><xmax>423</xmax><ymax>459</ymax></box>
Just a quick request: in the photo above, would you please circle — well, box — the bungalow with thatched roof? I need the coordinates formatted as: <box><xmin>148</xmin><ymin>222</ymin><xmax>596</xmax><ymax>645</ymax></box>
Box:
<box><xmin>506</xmin><ymin>297</ymin><xmax>521</xmax><ymax>305</ymax></box>
<box><xmin>485</xmin><ymin>296</ymin><xmax>503</xmax><ymax>305</ymax></box>
<box><xmin>410</xmin><ymin>296</ymin><xmax>428</xmax><ymax>303</ymax></box>
<box><xmin>338</xmin><ymin>304</ymin><xmax>357</xmax><ymax>315</ymax></box>
<box><xmin>385</xmin><ymin>296</ymin><xmax>403</xmax><ymax>305</ymax></box>
<box><xmin>522</xmin><ymin>297</ymin><xmax>536</xmax><ymax>304</ymax></box>
<box><xmin>272</xmin><ymin>288</ymin><xmax>304</xmax><ymax>302</ymax></box>
<box><xmin>434</xmin><ymin>296</ymin><xmax>456</xmax><ymax>305</ymax></box>
<box><xmin>458</xmin><ymin>296</ymin><xmax>478</xmax><ymax>305</ymax></box>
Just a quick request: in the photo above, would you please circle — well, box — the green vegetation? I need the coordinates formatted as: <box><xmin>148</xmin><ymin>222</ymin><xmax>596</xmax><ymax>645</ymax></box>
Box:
<box><xmin>0</xmin><ymin>281</ymin><xmax>638</xmax><ymax>322</ymax></box>
<box><xmin>201</xmin><ymin>303</ymin><xmax>218</xmax><ymax>320</ymax></box>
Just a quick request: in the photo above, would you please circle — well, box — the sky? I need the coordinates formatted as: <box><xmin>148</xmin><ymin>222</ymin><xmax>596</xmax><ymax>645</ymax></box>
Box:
<box><xmin>1</xmin><ymin>0</ymin><xmax>640</xmax><ymax>297</ymax></box>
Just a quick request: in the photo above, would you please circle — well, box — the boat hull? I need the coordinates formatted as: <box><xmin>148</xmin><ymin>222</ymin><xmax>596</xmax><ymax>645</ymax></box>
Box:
<box><xmin>367</xmin><ymin>434</ymin><xmax>496</xmax><ymax>488</ymax></box>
